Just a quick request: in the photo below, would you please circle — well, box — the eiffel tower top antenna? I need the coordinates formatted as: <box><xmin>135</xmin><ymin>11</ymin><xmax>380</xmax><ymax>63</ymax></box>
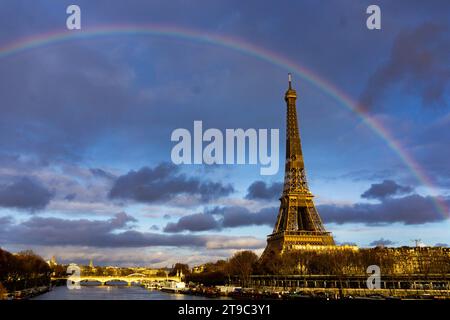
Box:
<box><xmin>288</xmin><ymin>73</ymin><xmax>292</xmax><ymax>89</ymax></box>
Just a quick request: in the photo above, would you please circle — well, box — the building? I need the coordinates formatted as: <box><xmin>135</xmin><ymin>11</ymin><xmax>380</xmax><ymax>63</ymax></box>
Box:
<box><xmin>383</xmin><ymin>246</ymin><xmax>450</xmax><ymax>274</ymax></box>
<box><xmin>192</xmin><ymin>265</ymin><xmax>206</xmax><ymax>274</ymax></box>
<box><xmin>46</xmin><ymin>255</ymin><xmax>58</xmax><ymax>267</ymax></box>
<box><xmin>263</xmin><ymin>74</ymin><xmax>336</xmax><ymax>257</ymax></box>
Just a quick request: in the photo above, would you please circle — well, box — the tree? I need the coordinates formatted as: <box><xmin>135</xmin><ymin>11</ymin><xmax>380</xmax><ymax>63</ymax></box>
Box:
<box><xmin>185</xmin><ymin>260</ymin><xmax>231</xmax><ymax>286</ymax></box>
<box><xmin>258</xmin><ymin>250</ymin><xmax>284</xmax><ymax>275</ymax></box>
<box><xmin>0</xmin><ymin>282</ymin><xmax>7</xmax><ymax>299</ymax></box>
<box><xmin>51</xmin><ymin>264</ymin><xmax>67</xmax><ymax>278</ymax></box>
<box><xmin>15</xmin><ymin>250</ymin><xmax>51</xmax><ymax>288</ymax></box>
<box><xmin>0</xmin><ymin>249</ymin><xmax>51</xmax><ymax>291</ymax></box>
<box><xmin>228</xmin><ymin>251</ymin><xmax>258</xmax><ymax>287</ymax></box>
<box><xmin>156</xmin><ymin>270</ymin><xmax>167</xmax><ymax>277</ymax></box>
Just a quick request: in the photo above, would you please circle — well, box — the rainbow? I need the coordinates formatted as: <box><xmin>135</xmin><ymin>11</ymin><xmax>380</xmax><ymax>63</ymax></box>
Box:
<box><xmin>0</xmin><ymin>24</ymin><xmax>447</xmax><ymax>218</ymax></box>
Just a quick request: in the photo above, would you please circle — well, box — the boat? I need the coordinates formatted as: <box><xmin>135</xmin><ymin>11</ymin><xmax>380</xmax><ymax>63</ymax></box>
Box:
<box><xmin>160</xmin><ymin>280</ymin><xmax>186</xmax><ymax>293</ymax></box>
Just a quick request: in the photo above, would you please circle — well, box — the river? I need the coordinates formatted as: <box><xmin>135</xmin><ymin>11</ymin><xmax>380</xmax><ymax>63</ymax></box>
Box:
<box><xmin>33</xmin><ymin>285</ymin><xmax>214</xmax><ymax>300</ymax></box>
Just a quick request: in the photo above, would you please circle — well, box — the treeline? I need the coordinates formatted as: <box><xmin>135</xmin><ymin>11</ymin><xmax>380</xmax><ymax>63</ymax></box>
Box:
<box><xmin>186</xmin><ymin>248</ymin><xmax>450</xmax><ymax>286</ymax></box>
<box><xmin>263</xmin><ymin>247</ymin><xmax>450</xmax><ymax>276</ymax></box>
<box><xmin>0</xmin><ymin>248</ymin><xmax>51</xmax><ymax>292</ymax></box>
<box><xmin>259</xmin><ymin>248</ymin><xmax>394</xmax><ymax>275</ymax></box>
<box><xmin>186</xmin><ymin>251</ymin><xmax>258</xmax><ymax>286</ymax></box>
<box><xmin>259</xmin><ymin>249</ymin><xmax>395</xmax><ymax>275</ymax></box>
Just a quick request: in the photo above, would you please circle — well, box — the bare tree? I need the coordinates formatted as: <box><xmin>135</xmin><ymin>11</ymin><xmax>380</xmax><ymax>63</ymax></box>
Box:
<box><xmin>228</xmin><ymin>251</ymin><xmax>258</xmax><ymax>287</ymax></box>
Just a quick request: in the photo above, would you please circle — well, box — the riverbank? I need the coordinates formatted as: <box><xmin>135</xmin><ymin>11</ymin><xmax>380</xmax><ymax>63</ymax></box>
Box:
<box><xmin>6</xmin><ymin>281</ymin><xmax>449</xmax><ymax>301</ymax></box>
<box><xmin>1</xmin><ymin>285</ymin><xmax>51</xmax><ymax>300</ymax></box>
<box><xmin>229</xmin><ymin>287</ymin><xmax>450</xmax><ymax>300</ymax></box>
<box><xmin>171</xmin><ymin>284</ymin><xmax>450</xmax><ymax>300</ymax></box>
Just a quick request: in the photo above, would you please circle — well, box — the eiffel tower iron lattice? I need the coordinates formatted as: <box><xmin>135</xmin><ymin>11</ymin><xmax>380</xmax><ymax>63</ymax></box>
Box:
<box><xmin>263</xmin><ymin>74</ymin><xmax>335</xmax><ymax>256</ymax></box>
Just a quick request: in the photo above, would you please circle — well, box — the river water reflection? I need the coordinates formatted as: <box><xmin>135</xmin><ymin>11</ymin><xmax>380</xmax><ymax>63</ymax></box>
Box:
<box><xmin>33</xmin><ymin>285</ymin><xmax>213</xmax><ymax>300</ymax></box>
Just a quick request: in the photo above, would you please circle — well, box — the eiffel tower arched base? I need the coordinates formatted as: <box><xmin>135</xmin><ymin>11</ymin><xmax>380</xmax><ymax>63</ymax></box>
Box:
<box><xmin>261</xmin><ymin>230</ymin><xmax>335</xmax><ymax>259</ymax></box>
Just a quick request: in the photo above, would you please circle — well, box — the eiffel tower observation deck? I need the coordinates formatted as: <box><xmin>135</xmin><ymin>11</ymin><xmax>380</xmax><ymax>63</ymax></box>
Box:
<box><xmin>263</xmin><ymin>74</ymin><xmax>335</xmax><ymax>256</ymax></box>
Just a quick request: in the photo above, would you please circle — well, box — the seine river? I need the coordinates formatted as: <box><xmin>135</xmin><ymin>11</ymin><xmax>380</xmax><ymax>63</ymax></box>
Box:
<box><xmin>33</xmin><ymin>285</ymin><xmax>213</xmax><ymax>300</ymax></box>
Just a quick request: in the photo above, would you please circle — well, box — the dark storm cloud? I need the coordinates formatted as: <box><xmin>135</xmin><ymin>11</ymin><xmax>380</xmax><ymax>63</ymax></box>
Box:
<box><xmin>0</xmin><ymin>216</ymin><xmax>12</xmax><ymax>226</ymax></box>
<box><xmin>163</xmin><ymin>206</ymin><xmax>277</xmax><ymax>232</ymax></box>
<box><xmin>0</xmin><ymin>2</ymin><xmax>448</xmax><ymax>171</ymax></box>
<box><xmin>0</xmin><ymin>212</ymin><xmax>135</xmax><ymax>246</ymax></box>
<box><xmin>108</xmin><ymin>163</ymin><xmax>234</xmax><ymax>204</ymax></box>
<box><xmin>245</xmin><ymin>181</ymin><xmax>282</xmax><ymax>200</ymax></box>
<box><xmin>166</xmin><ymin>189</ymin><xmax>448</xmax><ymax>232</ymax></box>
<box><xmin>164</xmin><ymin>213</ymin><xmax>220</xmax><ymax>233</ymax></box>
<box><xmin>336</xmin><ymin>169</ymin><xmax>395</xmax><ymax>182</ymax></box>
<box><xmin>0</xmin><ymin>216</ymin><xmax>12</xmax><ymax>234</ymax></box>
<box><xmin>0</xmin><ymin>177</ymin><xmax>53</xmax><ymax>211</ymax></box>
<box><xmin>90</xmin><ymin>168</ymin><xmax>116</xmax><ymax>180</ymax></box>
<box><xmin>361</xmin><ymin>180</ymin><xmax>413</xmax><ymax>200</ymax></box>
<box><xmin>0</xmin><ymin>0</ymin><xmax>390</xmax><ymax>167</ymax></box>
<box><xmin>360</xmin><ymin>23</ymin><xmax>450</xmax><ymax>111</ymax></box>
<box><xmin>64</xmin><ymin>193</ymin><xmax>77</xmax><ymax>201</ymax></box>
<box><xmin>412</xmin><ymin>116</ymin><xmax>450</xmax><ymax>188</ymax></box>
<box><xmin>318</xmin><ymin>194</ymin><xmax>448</xmax><ymax>225</ymax></box>
<box><xmin>0</xmin><ymin>40</ymin><xmax>140</xmax><ymax>162</ymax></box>
<box><xmin>0</xmin><ymin>212</ymin><xmax>262</xmax><ymax>249</ymax></box>
<box><xmin>369</xmin><ymin>238</ymin><xmax>395</xmax><ymax>247</ymax></box>
<box><xmin>0</xmin><ymin>3</ymin><xmax>290</xmax><ymax>166</ymax></box>
<box><xmin>220</xmin><ymin>206</ymin><xmax>276</xmax><ymax>228</ymax></box>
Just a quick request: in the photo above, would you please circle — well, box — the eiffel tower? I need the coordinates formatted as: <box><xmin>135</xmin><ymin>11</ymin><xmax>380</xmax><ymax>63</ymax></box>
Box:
<box><xmin>263</xmin><ymin>74</ymin><xmax>335</xmax><ymax>256</ymax></box>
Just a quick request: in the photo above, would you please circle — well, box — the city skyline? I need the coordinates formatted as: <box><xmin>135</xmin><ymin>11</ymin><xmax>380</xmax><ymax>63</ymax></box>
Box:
<box><xmin>0</xmin><ymin>0</ymin><xmax>449</xmax><ymax>267</ymax></box>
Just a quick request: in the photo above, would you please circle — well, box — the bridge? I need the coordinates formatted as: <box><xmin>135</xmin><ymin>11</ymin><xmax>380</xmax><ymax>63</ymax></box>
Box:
<box><xmin>52</xmin><ymin>273</ymin><xmax>182</xmax><ymax>286</ymax></box>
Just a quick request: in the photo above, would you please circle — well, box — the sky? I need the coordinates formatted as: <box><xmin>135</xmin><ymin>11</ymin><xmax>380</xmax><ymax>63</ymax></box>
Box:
<box><xmin>0</xmin><ymin>0</ymin><xmax>449</xmax><ymax>267</ymax></box>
